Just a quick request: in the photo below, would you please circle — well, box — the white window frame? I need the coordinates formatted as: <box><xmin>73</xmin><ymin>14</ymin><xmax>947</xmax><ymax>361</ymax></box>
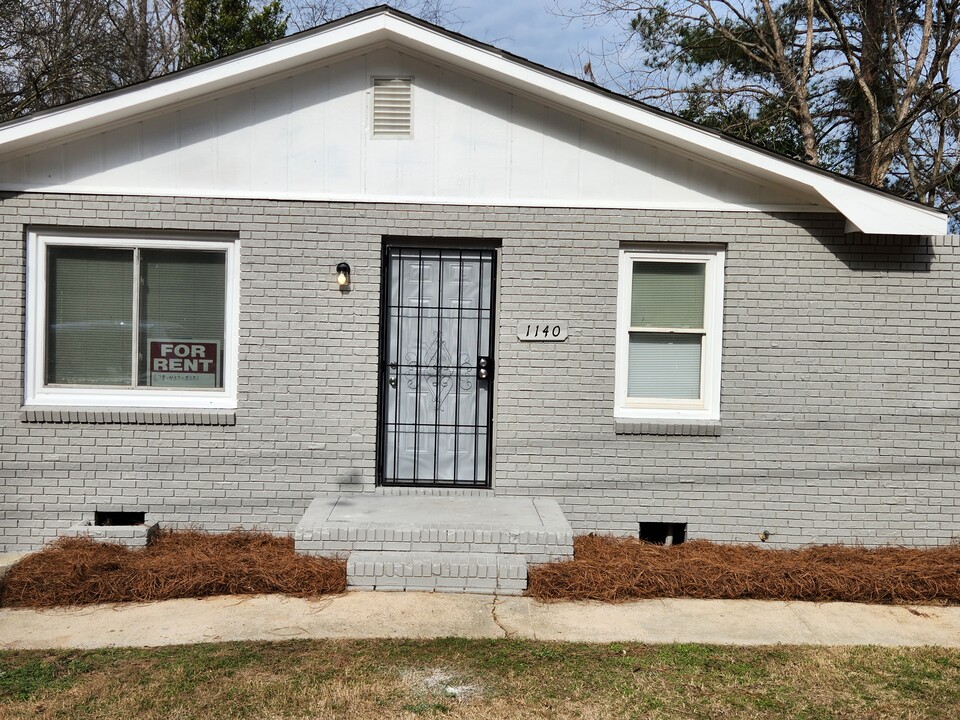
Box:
<box><xmin>615</xmin><ymin>245</ymin><xmax>725</xmax><ymax>421</ymax></box>
<box><xmin>25</xmin><ymin>230</ymin><xmax>240</xmax><ymax>410</ymax></box>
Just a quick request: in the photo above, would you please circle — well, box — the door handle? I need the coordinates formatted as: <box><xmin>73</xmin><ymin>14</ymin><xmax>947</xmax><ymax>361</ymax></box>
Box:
<box><xmin>478</xmin><ymin>356</ymin><xmax>493</xmax><ymax>380</ymax></box>
<box><xmin>389</xmin><ymin>376</ymin><xmax>397</xmax><ymax>388</ymax></box>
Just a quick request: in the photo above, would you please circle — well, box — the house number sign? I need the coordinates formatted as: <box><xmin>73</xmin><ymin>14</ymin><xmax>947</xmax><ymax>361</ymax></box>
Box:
<box><xmin>517</xmin><ymin>321</ymin><xmax>568</xmax><ymax>342</ymax></box>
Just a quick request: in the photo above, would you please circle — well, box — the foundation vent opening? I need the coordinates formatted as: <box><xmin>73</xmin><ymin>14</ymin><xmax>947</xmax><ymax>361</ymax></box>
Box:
<box><xmin>373</xmin><ymin>78</ymin><xmax>412</xmax><ymax>136</ymax></box>
<box><xmin>639</xmin><ymin>522</ymin><xmax>686</xmax><ymax>546</ymax></box>
<box><xmin>95</xmin><ymin>511</ymin><xmax>146</xmax><ymax>526</ymax></box>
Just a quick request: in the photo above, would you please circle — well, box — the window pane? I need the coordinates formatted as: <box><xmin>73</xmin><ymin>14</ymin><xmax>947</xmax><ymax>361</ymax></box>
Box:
<box><xmin>628</xmin><ymin>333</ymin><xmax>702</xmax><ymax>399</ymax></box>
<box><xmin>138</xmin><ymin>250</ymin><xmax>226</xmax><ymax>389</ymax></box>
<box><xmin>46</xmin><ymin>247</ymin><xmax>133</xmax><ymax>385</ymax></box>
<box><xmin>631</xmin><ymin>262</ymin><xmax>705</xmax><ymax>328</ymax></box>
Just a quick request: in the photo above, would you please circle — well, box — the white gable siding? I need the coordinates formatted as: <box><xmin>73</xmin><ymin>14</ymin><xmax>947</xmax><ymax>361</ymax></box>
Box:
<box><xmin>0</xmin><ymin>47</ymin><xmax>828</xmax><ymax>211</ymax></box>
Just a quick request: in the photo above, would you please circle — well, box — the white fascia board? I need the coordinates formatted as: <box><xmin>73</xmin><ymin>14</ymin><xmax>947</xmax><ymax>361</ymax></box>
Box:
<box><xmin>0</xmin><ymin>9</ymin><xmax>946</xmax><ymax>234</ymax></box>
<box><xmin>381</xmin><ymin>15</ymin><xmax>948</xmax><ymax>236</ymax></box>
<box><xmin>819</xmin><ymin>177</ymin><xmax>947</xmax><ymax>235</ymax></box>
<box><xmin>0</xmin><ymin>14</ymin><xmax>390</xmax><ymax>154</ymax></box>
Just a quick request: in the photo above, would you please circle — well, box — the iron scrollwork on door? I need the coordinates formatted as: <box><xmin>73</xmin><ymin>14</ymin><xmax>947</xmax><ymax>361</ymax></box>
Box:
<box><xmin>401</xmin><ymin>333</ymin><xmax>475</xmax><ymax>410</ymax></box>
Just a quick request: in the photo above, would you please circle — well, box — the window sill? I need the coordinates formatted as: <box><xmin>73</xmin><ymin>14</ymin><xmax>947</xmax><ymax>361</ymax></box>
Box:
<box><xmin>20</xmin><ymin>406</ymin><xmax>236</xmax><ymax>426</ymax></box>
<box><xmin>614</xmin><ymin>419</ymin><xmax>721</xmax><ymax>437</ymax></box>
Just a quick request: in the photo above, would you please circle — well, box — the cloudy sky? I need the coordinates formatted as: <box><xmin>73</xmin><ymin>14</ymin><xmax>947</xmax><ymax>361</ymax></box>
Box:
<box><xmin>444</xmin><ymin>1</ymin><xmax>621</xmax><ymax>75</ymax></box>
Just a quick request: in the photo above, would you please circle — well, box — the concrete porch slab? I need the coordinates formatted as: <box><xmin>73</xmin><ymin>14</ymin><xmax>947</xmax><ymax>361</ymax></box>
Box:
<box><xmin>295</xmin><ymin>494</ymin><xmax>574</xmax><ymax>564</ymax></box>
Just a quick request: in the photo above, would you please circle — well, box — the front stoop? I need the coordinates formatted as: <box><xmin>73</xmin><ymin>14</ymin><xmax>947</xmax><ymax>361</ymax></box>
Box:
<box><xmin>295</xmin><ymin>494</ymin><xmax>573</xmax><ymax>594</ymax></box>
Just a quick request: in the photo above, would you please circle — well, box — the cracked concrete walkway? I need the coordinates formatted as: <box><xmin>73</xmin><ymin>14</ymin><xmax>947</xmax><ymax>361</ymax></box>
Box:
<box><xmin>3</xmin><ymin>593</ymin><xmax>960</xmax><ymax>649</ymax></box>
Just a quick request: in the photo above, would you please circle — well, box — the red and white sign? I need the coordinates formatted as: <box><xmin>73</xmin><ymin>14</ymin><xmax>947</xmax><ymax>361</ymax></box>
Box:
<box><xmin>148</xmin><ymin>340</ymin><xmax>220</xmax><ymax>388</ymax></box>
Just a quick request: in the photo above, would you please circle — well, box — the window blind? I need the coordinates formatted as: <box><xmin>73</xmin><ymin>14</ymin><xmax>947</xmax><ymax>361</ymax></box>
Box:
<box><xmin>631</xmin><ymin>262</ymin><xmax>705</xmax><ymax>328</ymax></box>
<box><xmin>627</xmin><ymin>333</ymin><xmax>702</xmax><ymax>399</ymax></box>
<box><xmin>46</xmin><ymin>247</ymin><xmax>133</xmax><ymax>385</ymax></box>
<box><xmin>137</xmin><ymin>250</ymin><xmax>226</xmax><ymax>387</ymax></box>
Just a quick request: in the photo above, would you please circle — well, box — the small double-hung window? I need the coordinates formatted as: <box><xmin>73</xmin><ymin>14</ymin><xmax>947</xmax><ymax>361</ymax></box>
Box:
<box><xmin>26</xmin><ymin>231</ymin><xmax>238</xmax><ymax>409</ymax></box>
<box><xmin>615</xmin><ymin>247</ymin><xmax>725</xmax><ymax>420</ymax></box>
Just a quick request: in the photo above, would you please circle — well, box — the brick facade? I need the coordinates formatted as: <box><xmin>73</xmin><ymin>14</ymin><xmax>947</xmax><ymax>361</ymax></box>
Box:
<box><xmin>2</xmin><ymin>192</ymin><xmax>957</xmax><ymax>550</ymax></box>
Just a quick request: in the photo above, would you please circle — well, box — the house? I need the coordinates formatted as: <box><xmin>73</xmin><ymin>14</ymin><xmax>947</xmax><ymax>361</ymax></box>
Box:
<box><xmin>0</xmin><ymin>6</ymin><xmax>955</xmax><ymax>588</ymax></box>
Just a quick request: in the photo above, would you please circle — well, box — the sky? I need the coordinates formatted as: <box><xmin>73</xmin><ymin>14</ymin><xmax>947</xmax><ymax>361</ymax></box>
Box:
<box><xmin>444</xmin><ymin>1</ymin><xmax>620</xmax><ymax>75</ymax></box>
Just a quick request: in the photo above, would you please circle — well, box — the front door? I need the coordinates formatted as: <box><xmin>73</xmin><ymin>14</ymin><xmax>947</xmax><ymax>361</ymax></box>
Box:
<box><xmin>378</xmin><ymin>245</ymin><xmax>496</xmax><ymax>487</ymax></box>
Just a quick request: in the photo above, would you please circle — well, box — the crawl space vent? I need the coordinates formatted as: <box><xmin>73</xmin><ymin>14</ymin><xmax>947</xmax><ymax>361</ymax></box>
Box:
<box><xmin>373</xmin><ymin>78</ymin><xmax>412</xmax><ymax>136</ymax></box>
<box><xmin>95</xmin><ymin>510</ymin><xmax>145</xmax><ymax>526</ymax></box>
<box><xmin>639</xmin><ymin>522</ymin><xmax>686</xmax><ymax>546</ymax></box>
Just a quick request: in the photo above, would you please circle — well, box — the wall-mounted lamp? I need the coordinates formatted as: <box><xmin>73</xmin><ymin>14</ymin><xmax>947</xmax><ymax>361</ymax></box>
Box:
<box><xmin>336</xmin><ymin>262</ymin><xmax>351</xmax><ymax>289</ymax></box>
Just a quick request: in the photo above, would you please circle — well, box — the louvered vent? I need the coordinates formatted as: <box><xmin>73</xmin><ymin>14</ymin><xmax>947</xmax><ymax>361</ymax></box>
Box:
<box><xmin>373</xmin><ymin>78</ymin><xmax>412</xmax><ymax>136</ymax></box>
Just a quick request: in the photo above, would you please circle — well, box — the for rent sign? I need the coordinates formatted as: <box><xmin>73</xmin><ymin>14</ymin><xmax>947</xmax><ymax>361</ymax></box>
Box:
<box><xmin>148</xmin><ymin>340</ymin><xmax>220</xmax><ymax>388</ymax></box>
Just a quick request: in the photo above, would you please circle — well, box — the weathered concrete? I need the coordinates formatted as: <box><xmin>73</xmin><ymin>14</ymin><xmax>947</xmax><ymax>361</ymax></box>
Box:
<box><xmin>297</xmin><ymin>494</ymin><xmax>574</xmax><ymax>593</ymax></box>
<box><xmin>2</xmin><ymin>594</ymin><xmax>959</xmax><ymax>650</ymax></box>
<box><xmin>493</xmin><ymin>597</ymin><xmax>960</xmax><ymax>647</ymax></box>
<box><xmin>296</xmin><ymin>495</ymin><xmax>574</xmax><ymax>564</ymax></box>
<box><xmin>0</xmin><ymin>594</ymin><xmax>502</xmax><ymax>649</ymax></box>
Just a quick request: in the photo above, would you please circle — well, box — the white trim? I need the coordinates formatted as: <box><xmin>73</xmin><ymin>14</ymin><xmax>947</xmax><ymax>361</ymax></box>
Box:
<box><xmin>0</xmin><ymin>9</ymin><xmax>945</xmax><ymax>235</ymax></box>
<box><xmin>0</xmin><ymin>183</ymin><xmax>832</xmax><ymax>214</ymax></box>
<box><xmin>385</xmin><ymin>16</ymin><xmax>945</xmax><ymax>235</ymax></box>
<box><xmin>0</xmin><ymin>15</ymin><xmax>391</xmax><ymax>150</ymax></box>
<box><xmin>25</xmin><ymin>230</ymin><xmax>240</xmax><ymax>409</ymax></box>
<box><xmin>0</xmin><ymin>9</ymin><xmax>947</xmax><ymax>235</ymax></box>
<box><xmin>614</xmin><ymin>246</ymin><xmax>724</xmax><ymax>421</ymax></box>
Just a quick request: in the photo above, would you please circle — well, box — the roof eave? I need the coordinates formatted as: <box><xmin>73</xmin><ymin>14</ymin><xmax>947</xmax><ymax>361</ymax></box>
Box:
<box><xmin>377</xmin><ymin>15</ymin><xmax>948</xmax><ymax>235</ymax></box>
<box><xmin>0</xmin><ymin>11</ymin><xmax>392</xmax><ymax>153</ymax></box>
<box><xmin>0</xmin><ymin>7</ymin><xmax>947</xmax><ymax>235</ymax></box>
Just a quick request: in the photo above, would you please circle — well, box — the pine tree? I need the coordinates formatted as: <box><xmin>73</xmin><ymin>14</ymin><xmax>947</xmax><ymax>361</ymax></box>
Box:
<box><xmin>180</xmin><ymin>0</ymin><xmax>288</xmax><ymax>67</ymax></box>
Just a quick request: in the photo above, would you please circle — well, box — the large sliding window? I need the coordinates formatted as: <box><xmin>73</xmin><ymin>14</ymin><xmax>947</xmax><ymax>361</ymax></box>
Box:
<box><xmin>615</xmin><ymin>246</ymin><xmax>724</xmax><ymax>420</ymax></box>
<box><xmin>27</xmin><ymin>232</ymin><xmax>238</xmax><ymax>409</ymax></box>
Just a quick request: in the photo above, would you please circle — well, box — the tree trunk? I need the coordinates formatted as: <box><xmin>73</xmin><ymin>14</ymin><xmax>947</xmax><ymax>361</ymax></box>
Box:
<box><xmin>853</xmin><ymin>0</ymin><xmax>886</xmax><ymax>185</ymax></box>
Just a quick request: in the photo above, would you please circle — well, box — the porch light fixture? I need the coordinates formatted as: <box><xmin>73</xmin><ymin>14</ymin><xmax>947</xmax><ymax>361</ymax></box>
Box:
<box><xmin>336</xmin><ymin>262</ymin><xmax>351</xmax><ymax>288</ymax></box>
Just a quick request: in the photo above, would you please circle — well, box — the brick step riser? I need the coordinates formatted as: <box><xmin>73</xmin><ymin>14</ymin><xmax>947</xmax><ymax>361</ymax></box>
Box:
<box><xmin>346</xmin><ymin>551</ymin><xmax>527</xmax><ymax>595</ymax></box>
<box><xmin>349</xmin><ymin>577</ymin><xmax>526</xmax><ymax>594</ymax></box>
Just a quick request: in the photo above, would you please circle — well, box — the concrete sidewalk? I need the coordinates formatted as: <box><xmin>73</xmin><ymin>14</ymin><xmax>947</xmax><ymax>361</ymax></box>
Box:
<box><xmin>2</xmin><ymin>592</ymin><xmax>960</xmax><ymax>649</ymax></box>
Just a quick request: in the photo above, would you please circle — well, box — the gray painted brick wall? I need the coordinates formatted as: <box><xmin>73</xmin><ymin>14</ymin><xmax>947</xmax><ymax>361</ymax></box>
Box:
<box><xmin>1</xmin><ymin>193</ymin><xmax>957</xmax><ymax>550</ymax></box>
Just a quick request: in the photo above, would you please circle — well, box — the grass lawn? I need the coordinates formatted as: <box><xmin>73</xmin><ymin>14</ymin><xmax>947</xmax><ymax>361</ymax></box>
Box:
<box><xmin>2</xmin><ymin>639</ymin><xmax>959</xmax><ymax>719</ymax></box>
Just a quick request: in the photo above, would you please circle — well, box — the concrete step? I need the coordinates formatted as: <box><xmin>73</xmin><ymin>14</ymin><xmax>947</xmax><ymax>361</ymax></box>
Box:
<box><xmin>347</xmin><ymin>551</ymin><xmax>527</xmax><ymax>595</ymax></box>
<box><xmin>295</xmin><ymin>494</ymin><xmax>574</xmax><ymax>564</ymax></box>
<box><xmin>0</xmin><ymin>552</ymin><xmax>29</xmax><ymax>579</ymax></box>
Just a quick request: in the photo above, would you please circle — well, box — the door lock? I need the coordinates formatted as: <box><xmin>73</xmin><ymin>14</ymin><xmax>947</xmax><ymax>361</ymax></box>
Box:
<box><xmin>477</xmin><ymin>356</ymin><xmax>493</xmax><ymax>380</ymax></box>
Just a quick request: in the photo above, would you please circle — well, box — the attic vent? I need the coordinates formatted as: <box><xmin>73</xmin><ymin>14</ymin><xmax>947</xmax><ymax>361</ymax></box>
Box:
<box><xmin>373</xmin><ymin>78</ymin><xmax>412</xmax><ymax>136</ymax></box>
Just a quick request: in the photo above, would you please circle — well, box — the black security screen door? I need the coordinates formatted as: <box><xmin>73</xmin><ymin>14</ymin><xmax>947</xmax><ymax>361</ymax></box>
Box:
<box><xmin>378</xmin><ymin>246</ymin><xmax>496</xmax><ymax>487</ymax></box>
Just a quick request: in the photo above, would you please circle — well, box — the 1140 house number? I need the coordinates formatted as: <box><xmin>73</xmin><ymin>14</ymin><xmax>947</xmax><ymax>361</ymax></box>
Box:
<box><xmin>517</xmin><ymin>321</ymin><xmax>568</xmax><ymax>342</ymax></box>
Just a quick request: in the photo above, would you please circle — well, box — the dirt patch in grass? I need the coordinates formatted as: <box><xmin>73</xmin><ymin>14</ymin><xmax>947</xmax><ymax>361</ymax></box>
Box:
<box><xmin>528</xmin><ymin>535</ymin><xmax>960</xmax><ymax>604</ymax></box>
<box><xmin>0</xmin><ymin>530</ymin><xmax>346</xmax><ymax>608</ymax></box>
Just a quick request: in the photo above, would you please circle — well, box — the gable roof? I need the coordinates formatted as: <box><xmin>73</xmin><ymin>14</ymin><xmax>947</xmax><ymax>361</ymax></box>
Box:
<box><xmin>0</xmin><ymin>5</ymin><xmax>946</xmax><ymax>235</ymax></box>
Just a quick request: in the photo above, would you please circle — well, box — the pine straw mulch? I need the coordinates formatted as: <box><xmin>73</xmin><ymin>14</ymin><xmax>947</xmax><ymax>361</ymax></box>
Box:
<box><xmin>527</xmin><ymin>535</ymin><xmax>960</xmax><ymax>605</ymax></box>
<box><xmin>0</xmin><ymin>529</ymin><xmax>346</xmax><ymax>608</ymax></box>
